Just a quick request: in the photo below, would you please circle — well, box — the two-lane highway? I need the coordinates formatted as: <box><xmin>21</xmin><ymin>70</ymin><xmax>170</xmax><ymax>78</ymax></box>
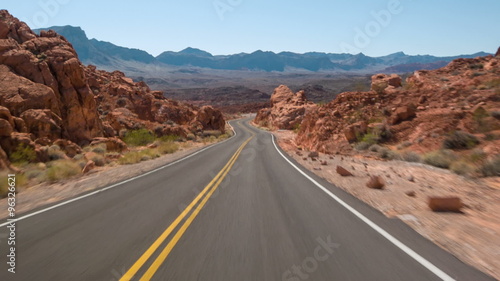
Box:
<box><xmin>0</xmin><ymin>118</ymin><xmax>495</xmax><ymax>280</ymax></box>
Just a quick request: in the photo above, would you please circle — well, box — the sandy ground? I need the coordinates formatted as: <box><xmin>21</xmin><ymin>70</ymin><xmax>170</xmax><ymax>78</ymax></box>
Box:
<box><xmin>0</xmin><ymin>142</ymin><xmax>210</xmax><ymax>220</ymax></box>
<box><xmin>274</xmin><ymin>130</ymin><xmax>500</xmax><ymax>279</ymax></box>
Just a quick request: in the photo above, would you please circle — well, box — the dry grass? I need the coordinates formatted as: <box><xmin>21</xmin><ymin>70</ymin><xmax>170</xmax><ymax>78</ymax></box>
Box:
<box><xmin>45</xmin><ymin>160</ymin><xmax>81</xmax><ymax>182</ymax></box>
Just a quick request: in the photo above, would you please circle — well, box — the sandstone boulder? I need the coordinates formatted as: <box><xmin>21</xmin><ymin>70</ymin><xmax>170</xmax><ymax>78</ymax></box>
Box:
<box><xmin>90</xmin><ymin>137</ymin><xmax>128</xmax><ymax>152</ymax></box>
<box><xmin>428</xmin><ymin>197</ymin><xmax>463</xmax><ymax>212</ymax></box>
<box><xmin>82</xmin><ymin>160</ymin><xmax>96</xmax><ymax>174</ymax></box>
<box><xmin>344</xmin><ymin>121</ymin><xmax>367</xmax><ymax>143</ymax></box>
<box><xmin>390</xmin><ymin>104</ymin><xmax>416</xmax><ymax>125</ymax></box>
<box><xmin>53</xmin><ymin>139</ymin><xmax>82</xmax><ymax>158</ymax></box>
<box><xmin>366</xmin><ymin>175</ymin><xmax>385</xmax><ymax>189</ymax></box>
<box><xmin>371</xmin><ymin>74</ymin><xmax>402</xmax><ymax>92</ymax></box>
<box><xmin>336</xmin><ymin>166</ymin><xmax>353</xmax><ymax>177</ymax></box>
<box><xmin>20</xmin><ymin>109</ymin><xmax>63</xmax><ymax>140</ymax></box>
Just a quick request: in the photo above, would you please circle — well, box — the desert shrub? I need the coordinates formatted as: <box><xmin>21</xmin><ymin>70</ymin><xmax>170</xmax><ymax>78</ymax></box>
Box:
<box><xmin>9</xmin><ymin>143</ymin><xmax>36</xmax><ymax>164</ymax></box>
<box><xmin>45</xmin><ymin>160</ymin><xmax>81</xmax><ymax>182</ymax></box>
<box><xmin>48</xmin><ymin>145</ymin><xmax>66</xmax><ymax>160</ymax></box>
<box><xmin>469</xmin><ymin>148</ymin><xmax>487</xmax><ymax>163</ymax></box>
<box><xmin>186</xmin><ymin>133</ymin><xmax>196</xmax><ymax>141</ymax></box>
<box><xmin>116</xmin><ymin>98</ymin><xmax>127</xmax><ymax>107</ymax></box>
<box><xmin>484</xmin><ymin>133</ymin><xmax>499</xmax><ymax>141</ymax></box>
<box><xmin>450</xmin><ymin>161</ymin><xmax>475</xmax><ymax>176</ymax></box>
<box><xmin>202</xmin><ymin>130</ymin><xmax>222</xmax><ymax>138</ymax></box>
<box><xmin>361</xmin><ymin>133</ymin><xmax>379</xmax><ymax>145</ymax></box>
<box><xmin>377</xmin><ymin>147</ymin><xmax>399</xmax><ymax>160</ymax></box>
<box><xmin>140</xmin><ymin>148</ymin><xmax>161</xmax><ymax>159</ymax></box>
<box><xmin>159</xmin><ymin>135</ymin><xmax>182</xmax><ymax>142</ymax></box>
<box><xmin>397</xmin><ymin>141</ymin><xmax>412</xmax><ymax>150</ymax></box>
<box><xmin>91</xmin><ymin>144</ymin><xmax>107</xmax><ymax>154</ymax></box>
<box><xmin>157</xmin><ymin>142</ymin><xmax>179</xmax><ymax>155</ymax></box>
<box><xmin>73</xmin><ymin>154</ymin><xmax>85</xmax><ymax>161</ymax></box>
<box><xmin>122</xmin><ymin>129</ymin><xmax>155</xmax><ymax>146</ymax></box>
<box><xmin>369</xmin><ymin>144</ymin><xmax>382</xmax><ymax>152</ymax></box>
<box><xmin>90</xmin><ymin>154</ymin><xmax>106</xmax><ymax>166</ymax></box>
<box><xmin>118</xmin><ymin>151</ymin><xmax>142</xmax><ymax>165</ymax></box>
<box><xmin>400</xmin><ymin>151</ymin><xmax>422</xmax><ymax>163</ymax></box>
<box><xmin>442</xmin><ymin>131</ymin><xmax>479</xmax><ymax>150</ymax></box>
<box><xmin>423</xmin><ymin>150</ymin><xmax>457</xmax><ymax>169</ymax></box>
<box><xmin>469</xmin><ymin>63</ymin><xmax>484</xmax><ymax>70</ymax></box>
<box><xmin>218</xmin><ymin>133</ymin><xmax>230</xmax><ymax>140</ymax></box>
<box><xmin>479</xmin><ymin>156</ymin><xmax>500</xmax><ymax>177</ymax></box>
<box><xmin>354</xmin><ymin>142</ymin><xmax>371</xmax><ymax>151</ymax></box>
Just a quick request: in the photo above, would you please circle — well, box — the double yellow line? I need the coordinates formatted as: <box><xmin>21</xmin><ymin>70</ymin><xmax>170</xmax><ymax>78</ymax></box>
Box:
<box><xmin>120</xmin><ymin>135</ymin><xmax>254</xmax><ymax>281</ymax></box>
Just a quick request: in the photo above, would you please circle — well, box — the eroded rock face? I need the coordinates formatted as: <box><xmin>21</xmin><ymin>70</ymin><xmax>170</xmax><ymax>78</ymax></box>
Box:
<box><xmin>295</xmin><ymin>52</ymin><xmax>500</xmax><ymax>154</ymax></box>
<box><xmin>371</xmin><ymin>74</ymin><xmax>402</xmax><ymax>92</ymax></box>
<box><xmin>0</xmin><ymin>10</ymin><xmax>226</xmax><ymax>168</ymax></box>
<box><xmin>0</xmin><ymin>10</ymin><xmax>102</xmax><ymax>145</ymax></box>
<box><xmin>254</xmin><ymin>85</ymin><xmax>316</xmax><ymax>130</ymax></box>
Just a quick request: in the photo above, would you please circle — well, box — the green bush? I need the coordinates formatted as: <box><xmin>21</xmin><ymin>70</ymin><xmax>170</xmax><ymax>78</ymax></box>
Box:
<box><xmin>122</xmin><ymin>129</ymin><xmax>156</xmax><ymax>146</ymax></box>
<box><xmin>9</xmin><ymin>143</ymin><xmax>36</xmax><ymax>164</ymax></box>
<box><xmin>45</xmin><ymin>160</ymin><xmax>81</xmax><ymax>182</ymax></box>
<box><xmin>423</xmin><ymin>150</ymin><xmax>457</xmax><ymax>169</ymax></box>
<box><xmin>159</xmin><ymin>135</ymin><xmax>182</xmax><ymax>143</ymax></box>
<box><xmin>442</xmin><ymin>131</ymin><xmax>479</xmax><ymax>150</ymax></box>
<box><xmin>479</xmin><ymin>156</ymin><xmax>500</xmax><ymax>177</ymax></box>
<box><xmin>361</xmin><ymin>133</ymin><xmax>379</xmax><ymax>145</ymax></box>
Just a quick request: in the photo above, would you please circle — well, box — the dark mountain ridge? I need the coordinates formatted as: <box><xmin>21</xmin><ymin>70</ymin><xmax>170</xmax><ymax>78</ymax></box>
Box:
<box><xmin>35</xmin><ymin>25</ymin><xmax>491</xmax><ymax>73</ymax></box>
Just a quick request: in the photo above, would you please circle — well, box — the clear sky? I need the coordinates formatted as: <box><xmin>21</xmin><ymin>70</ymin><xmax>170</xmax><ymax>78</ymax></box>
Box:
<box><xmin>2</xmin><ymin>0</ymin><xmax>499</xmax><ymax>57</ymax></box>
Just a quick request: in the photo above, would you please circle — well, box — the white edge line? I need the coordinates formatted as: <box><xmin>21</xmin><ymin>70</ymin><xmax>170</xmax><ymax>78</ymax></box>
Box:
<box><xmin>0</xmin><ymin>121</ymin><xmax>238</xmax><ymax>228</ymax></box>
<box><xmin>271</xmin><ymin>134</ymin><xmax>456</xmax><ymax>281</ymax></box>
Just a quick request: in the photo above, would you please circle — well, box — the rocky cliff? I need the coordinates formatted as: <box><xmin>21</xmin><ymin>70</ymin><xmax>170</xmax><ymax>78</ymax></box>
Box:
<box><xmin>254</xmin><ymin>85</ymin><xmax>316</xmax><ymax>130</ymax></box>
<box><xmin>256</xmin><ymin>52</ymin><xmax>500</xmax><ymax>156</ymax></box>
<box><xmin>0</xmin><ymin>10</ymin><xmax>225</xmax><ymax>170</ymax></box>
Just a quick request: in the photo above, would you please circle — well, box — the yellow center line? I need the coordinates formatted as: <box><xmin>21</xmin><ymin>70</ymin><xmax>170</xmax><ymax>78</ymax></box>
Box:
<box><xmin>120</xmin><ymin>135</ymin><xmax>253</xmax><ymax>281</ymax></box>
<box><xmin>139</xmin><ymin>136</ymin><xmax>253</xmax><ymax>280</ymax></box>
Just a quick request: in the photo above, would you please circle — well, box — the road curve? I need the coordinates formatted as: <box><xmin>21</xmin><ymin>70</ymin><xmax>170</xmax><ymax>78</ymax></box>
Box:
<box><xmin>0</xmin><ymin>117</ymin><xmax>495</xmax><ymax>281</ymax></box>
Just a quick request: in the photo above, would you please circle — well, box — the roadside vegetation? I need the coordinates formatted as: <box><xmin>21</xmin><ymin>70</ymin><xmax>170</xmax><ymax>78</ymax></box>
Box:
<box><xmin>2</xmin><ymin>127</ymin><xmax>233</xmax><ymax>189</ymax></box>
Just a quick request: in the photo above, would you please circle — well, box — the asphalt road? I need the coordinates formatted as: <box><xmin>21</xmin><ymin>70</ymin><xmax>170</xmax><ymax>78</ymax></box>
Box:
<box><xmin>0</xmin><ymin>117</ymin><xmax>496</xmax><ymax>281</ymax></box>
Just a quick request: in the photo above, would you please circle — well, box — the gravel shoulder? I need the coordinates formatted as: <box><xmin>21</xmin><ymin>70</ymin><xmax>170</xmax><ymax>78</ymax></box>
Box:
<box><xmin>274</xmin><ymin>130</ymin><xmax>500</xmax><ymax>280</ymax></box>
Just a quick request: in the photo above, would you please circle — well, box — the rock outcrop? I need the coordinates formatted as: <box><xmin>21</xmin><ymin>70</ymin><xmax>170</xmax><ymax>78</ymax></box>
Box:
<box><xmin>0</xmin><ymin>10</ymin><xmax>225</xmax><ymax>170</ymax></box>
<box><xmin>296</xmin><ymin>53</ymin><xmax>500</xmax><ymax>154</ymax></box>
<box><xmin>254</xmin><ymin>85</ymin><xmax>316</xmax><ymax>130</ymax></box>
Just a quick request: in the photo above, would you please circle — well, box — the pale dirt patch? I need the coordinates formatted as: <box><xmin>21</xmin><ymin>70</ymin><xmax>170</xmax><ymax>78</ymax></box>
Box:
<box><xmin>0</xmin><ymin>142</ymin><xmax>208</xmax><ymax>219</ymax></box>
<box><xmin>274</xmin><ymin>130</ymin><xmax>500</xmax><ymax>280</ymax></box>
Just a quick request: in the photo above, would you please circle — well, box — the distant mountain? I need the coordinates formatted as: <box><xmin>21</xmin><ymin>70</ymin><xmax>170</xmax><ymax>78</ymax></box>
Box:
<box><xmin>35</xmin><ymin>25</ymin><xmax>490</xmax><ymax>74</ymax></box>
<box><xmin>34</xmin><ymin>26</ymin><xmax>156</xmax><ymax>68</ymax></box>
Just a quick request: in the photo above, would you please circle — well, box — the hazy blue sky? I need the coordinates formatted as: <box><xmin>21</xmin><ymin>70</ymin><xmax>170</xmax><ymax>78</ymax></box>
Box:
<box><xmin>2</xmin><ymin>0</ymin><xmax>499</xmax><ymax>56</ymax></box>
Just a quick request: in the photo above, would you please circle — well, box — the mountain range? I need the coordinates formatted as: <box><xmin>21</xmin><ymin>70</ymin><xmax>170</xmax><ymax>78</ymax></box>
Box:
<box><xmin>34</xmin><ymin>26</ymin><xmax>490</xmax><ymax>74</ymax></box>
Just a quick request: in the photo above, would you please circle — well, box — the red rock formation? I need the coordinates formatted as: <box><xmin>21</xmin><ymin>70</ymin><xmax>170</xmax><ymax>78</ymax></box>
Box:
<box><xmin>254</xmin><ymin>85</ymin><xmax>316</xmax><ymax>130</ymax></box>
<box><xmin>0</xmin><ymin>10</ymin><xmax>225</xmax><ymax>169</ymax></box>
<box><xmin>295</xmin><ymin>53</ymin><xmax>500</xmax><ymax>154</ymax></box>
<box><xmin>255</xmin><ymin>50</ymin><xmax>500</xmax><ymax>156</ymax></box>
